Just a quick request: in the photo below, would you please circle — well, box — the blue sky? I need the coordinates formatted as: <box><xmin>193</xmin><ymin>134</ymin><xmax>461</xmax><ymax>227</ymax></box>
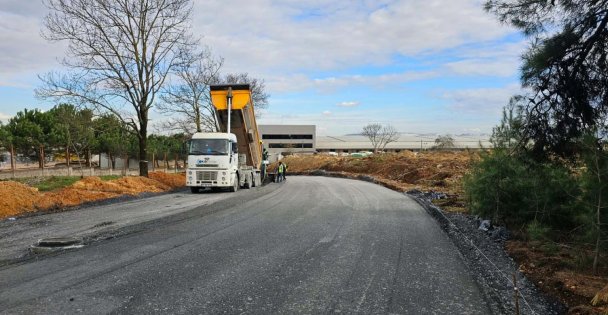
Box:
<box><xmin>0</xmin><ymin>0</ymin><xmax>525</xmax><ymax>136</ymax></box>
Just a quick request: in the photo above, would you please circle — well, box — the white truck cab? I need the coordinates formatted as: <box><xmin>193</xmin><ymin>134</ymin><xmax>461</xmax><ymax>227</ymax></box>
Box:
<box><xmin>186</xmin><ymin>132</ymin><xmax>241</xmax><ymax>192</ymax></box>
<box><xmin>186</xmin><ymin>84</ymin><xmax>264</xmax><ymax>193</ymax></box>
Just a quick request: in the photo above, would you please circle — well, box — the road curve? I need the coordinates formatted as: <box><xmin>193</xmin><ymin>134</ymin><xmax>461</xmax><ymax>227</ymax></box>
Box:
<box><xmin>0</xmin><ymin>176</ymin><xmax>490</xmax><ymax>314</ymax></box>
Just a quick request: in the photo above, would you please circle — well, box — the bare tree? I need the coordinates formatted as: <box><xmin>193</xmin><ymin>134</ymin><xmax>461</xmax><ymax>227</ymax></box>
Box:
<box><xmin>362</xmin><ymin>123</ymin><xmax>399</xmax><ymax>152</ymax></box>
<box><xmin>434</xmin><ymin>134</ymin><xmax>455</xmax><ymax>150</ymax></box>
<box><xmin>362</xmin><ymin>123</ymin><xmax>382</xmax><ymax>152</ymax></box>
<box><xmin>379</xmin><ymin>125</ymin><xmax>399</xmax><ymax>151</ymax></box>
<box><xmin>222</xmin><ymin>73</ymin><xmax>270</xmax><ymax>111</ymax></box>
<box><xmin>157</xmin><ymin>47</ymin><xmax>224</xmax><ymax>134</ymax></box>
<box><xmin>37</xmin><ymin>0</ymin><xmax>197</xmax><ymax>177</ymax></box>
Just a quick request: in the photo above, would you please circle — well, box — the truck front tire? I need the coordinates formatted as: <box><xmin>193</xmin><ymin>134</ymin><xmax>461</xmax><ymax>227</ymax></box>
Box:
<box><xmin>229</xmin><ymin>175</ymin><xmax>239</xmax><ymax>192</ymax></box>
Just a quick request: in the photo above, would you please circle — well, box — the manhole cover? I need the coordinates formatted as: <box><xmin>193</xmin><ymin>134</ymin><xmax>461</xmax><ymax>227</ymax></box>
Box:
<box><xmin>30</xmin><ymin>237</ymin><xmax>85</xmax><ymax>254</ymax></box>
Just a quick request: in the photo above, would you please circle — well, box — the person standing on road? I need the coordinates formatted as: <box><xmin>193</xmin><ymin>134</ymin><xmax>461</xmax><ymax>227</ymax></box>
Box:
<box><xmin>283</xmin><ymin>162</ymin><xmax>288</xmax><ymax>181</ymax></box>
<box><xmin>277</xmin><ymin>161</ymin><xmax>285</xmax><ymax>182</ymax></box>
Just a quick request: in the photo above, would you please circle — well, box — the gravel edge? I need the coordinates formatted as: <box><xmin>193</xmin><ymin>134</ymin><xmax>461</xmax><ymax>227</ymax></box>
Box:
<box><xmin>408</xmin><ymin>191</ymin><xmax>566</xmax><ymax>315</ymax></box>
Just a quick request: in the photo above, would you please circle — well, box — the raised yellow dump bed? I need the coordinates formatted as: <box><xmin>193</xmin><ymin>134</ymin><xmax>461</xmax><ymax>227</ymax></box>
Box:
<box><xmin>209</xmin><ymin>84</ymin><xmax>263</xmax><ymax>168</ymax></box>
<box><xmin>210</xmin><ymin>84</ymin><xmax>252</xmax><ymax>110</ymax></box>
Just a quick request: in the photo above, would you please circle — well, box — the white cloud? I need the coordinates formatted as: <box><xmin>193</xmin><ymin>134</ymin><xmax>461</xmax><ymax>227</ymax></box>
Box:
<box><xmin>192</xmin><ymin>0</ymin><xmax>512</xmax><ymax>76</ymax></box>
<box><xmin>441</xmin><ymin>84</ymin><xmax>522</xmax><ymax>115</ymax></box>
<box><xmin>444</xmin><ymin>59</ymin><xmax>520</xmax><ymax>77</ymax></box>
<box><xmin>267</xmin><ymin>70</ymin><xmax>438</xmax><ymax>93</ymax></box>
<box><xmin>0</xmin><ymin>112</ymin><xmax>12</xmax><ymax>123</ymax></box>
<box><xmin>322</xmin><ymin>110</ymin><xmax>332</xmax><ymax>116</ymax></box>
<box><xmin>0</xmin><ymin>7</ymin><xmax>65</xmax><ymax>87</ymax></box>
<box><xmin>337</xmin><ymin>101</ymin><xmax>360</xmax><ymax>107</ymax></box>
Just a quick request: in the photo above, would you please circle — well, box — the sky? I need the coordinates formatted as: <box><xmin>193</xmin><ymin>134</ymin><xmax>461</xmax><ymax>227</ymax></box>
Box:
<box><xmin>0</xmin><ymin>0</ymin><xmax>525</xmax><ymax>136</ymax></box>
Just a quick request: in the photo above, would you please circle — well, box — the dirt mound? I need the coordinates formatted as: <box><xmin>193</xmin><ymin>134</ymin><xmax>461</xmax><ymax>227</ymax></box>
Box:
<box><xmin>36</xmin><ymin>189</ymin><xmax>120</xmax><ymax>209</ymax></box>
<box><xmin>1</xmin><ymin>173</ymin><xmax>186</xmax><ymax>219</ymax></box>
<box><xmin>0</xmin><ymin>181</ymin><xmax>41</xmax><ymax>217</ymax></box>
<box><xmin>113</xmin><ymin>176</ymin><xmax>170</xmax><ymax>193</ymax></box>
<box><xmin>277</xmin><ymin>151</ymin><xmax>474</xmax><ymax>194</ymax></box>
<box><xmin>148</xmin><ymin>172</ymin><xmax>185</xmax><ymax>189</ymax></box>
<box><xmin>71</xmin><ymin>176</ymin><xmax>133</xmax><ymax>194</ymax></box>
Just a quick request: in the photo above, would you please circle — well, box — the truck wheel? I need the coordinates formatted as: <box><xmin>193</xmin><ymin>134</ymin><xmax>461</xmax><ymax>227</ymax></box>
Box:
<box><xmin>229</xmin><ymin>175</ymin><xmax>239</xmax><ymax>192</ymax></box>
<box><xmin>245</xmin><ymin>174</ymin><xmax>252</xmax><ymax>189</ymax></box>
<box><xmin>190</xmin><ymin>187</ymin><xmax>199</xmax><ymax>193</ymax></box>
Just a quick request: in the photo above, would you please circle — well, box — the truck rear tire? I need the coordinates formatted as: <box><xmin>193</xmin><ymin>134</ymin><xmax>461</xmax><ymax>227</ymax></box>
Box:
<box><xmin>245</xmin><ymin>173</ymin><xmax>252</xmax><ymax>189</ymax></box>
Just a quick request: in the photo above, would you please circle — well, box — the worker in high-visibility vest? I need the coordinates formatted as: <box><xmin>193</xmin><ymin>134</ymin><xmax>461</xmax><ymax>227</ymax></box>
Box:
<box><xmin>277</xmin><ymin>161</ymin><xmax>285</xmax><ymax>182</ymax></box>
<box><xmin>282</xmin><ymin>162</ymin><xmax>288</xmax><ymax>181</ymax></box>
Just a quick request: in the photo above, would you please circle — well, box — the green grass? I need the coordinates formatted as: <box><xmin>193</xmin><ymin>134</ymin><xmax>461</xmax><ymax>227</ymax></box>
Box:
<box><xmin>8</xmin><ymin>175</ymin><xmax>123</xmax><ymax>192</ymax></box>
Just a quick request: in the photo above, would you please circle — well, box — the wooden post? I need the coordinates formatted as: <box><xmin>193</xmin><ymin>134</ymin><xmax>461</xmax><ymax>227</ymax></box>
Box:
<box><xmin>513</xmin><ymin>273</ymin><xmax>520</xmax><ymax>315</ymax></box>
<box><xmin>10</xmin><ymin>144</ymin><xmax>15</xmax><ymax>177</ymax></box>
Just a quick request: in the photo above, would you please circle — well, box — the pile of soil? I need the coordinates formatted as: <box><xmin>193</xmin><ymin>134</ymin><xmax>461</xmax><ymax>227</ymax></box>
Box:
<box><xmin>0</xmin><ymin>172</ymin><xmax>185</xmax><ymax>219</ymax></box>
<box><xmin>0</xmin><ymin>182</ymin><xmax>41</xmax><ymax>217</ymax></box>
<box><xmin>148</xmin><ymin>172</ymin><xmax>186</xmax><ymax>189</ymax></box>
<box><xmin>277</xmin><ymin>151</ymin><xmax>473</xmax><ymax>194</ymax></box>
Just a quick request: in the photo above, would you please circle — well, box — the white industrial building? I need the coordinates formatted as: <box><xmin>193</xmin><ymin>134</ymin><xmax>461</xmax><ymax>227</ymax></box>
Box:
<box><xmin>258</xmin><ymin>125</ymin><xmax>491</xmax><ymax>161</ymax></box>
<box><xmin>258</xmin><ymin>125</ymin><xmax>316</xmax><ymax>162</ymax></box>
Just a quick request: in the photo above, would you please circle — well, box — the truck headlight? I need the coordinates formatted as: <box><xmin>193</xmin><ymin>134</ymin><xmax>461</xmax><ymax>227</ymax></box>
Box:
<box><xmin>222</xmin><ymin>177</ymin><xmax>226</xmax><ymax>181</ymax></box>
<box><xmin>188</xmin><ymin>171</ymin><xmax>192</xmax><ymax>175</ymax></box>
<box><xmin>188</xmin><ymin>176</ymin><xmax>193</xmax><ymax>181</ymax></box>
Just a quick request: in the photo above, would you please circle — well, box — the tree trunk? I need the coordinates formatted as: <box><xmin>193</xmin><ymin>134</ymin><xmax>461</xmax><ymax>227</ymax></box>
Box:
<box><xmin>174</xmin><ymin>154</ymin><xmax>179</xmax><ymax>173</ymax></box>
<box><xmin>109</xmin><ymin>152</ymin><xmax>115</xmax><ymax>170</ymax></box>
<box><xmin>138</xmin><ymin>110</ymin><xmax>149</xmax><ymax>177</ymax></box>
<box><xmin>39</xmin><ymin>145</ymin><xmax>45</xmax><ymax>169</ymax></box>
<box><xmin>66</xmin><ymin>146</ymin><xmax>70</xmax><ymax>168</ymax></box>
<box><xmin>86</xmin><ymin>149</ymin><xmax>91</xmax><ymax>168</ymax></box>
<box><xmin>123</xmin><ymin>153</ymin><xmax>128</xmax><ymax>175</ymax></box>
<box><xmin>151</xmin><ymin>153</ymin><xmax>155</xmax><ymax>171</ymax></box>
<box><xmin>164</xmin><ymin>152</ymin><xmax>168</xmax><ymax>170</ymax></box>
<box><xmin>593</xmin><ymin>151</ymin><xmax>603</xmax><ymax>275</ymax></box>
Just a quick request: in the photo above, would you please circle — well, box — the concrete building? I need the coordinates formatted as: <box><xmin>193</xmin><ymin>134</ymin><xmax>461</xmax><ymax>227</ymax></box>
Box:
<box><xmin>258</xmin><ymin>125</ymin><xmax>316</xmax><ymax>162</ymax></box>
<box><xmin>316</xmin><ymin>134</ymin><xmax>491</xmax><ymax>153</ymax></box>
<box><xmin>257</xmin><ymin>124</ymin><xmax>490</xmax><ymax>161</ymax></box>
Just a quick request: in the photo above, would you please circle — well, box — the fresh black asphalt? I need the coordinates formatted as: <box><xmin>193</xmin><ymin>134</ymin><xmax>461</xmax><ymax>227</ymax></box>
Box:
<box><xmin>0</xmin><ymin>176</ymin><xmax>491</xmax><ymax>314</ymax></box>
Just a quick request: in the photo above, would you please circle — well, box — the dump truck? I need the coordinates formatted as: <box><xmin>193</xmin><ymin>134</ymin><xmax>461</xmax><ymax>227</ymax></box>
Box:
<box><xmin>186</xmin><ymin>84</ymin><xmax>264</xmax><ymax>193</ymax></box>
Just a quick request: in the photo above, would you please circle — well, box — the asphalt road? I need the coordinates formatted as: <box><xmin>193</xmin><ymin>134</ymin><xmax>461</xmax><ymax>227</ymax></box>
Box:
<box><xmin>0</xmin><ymin>176</ymin><xmax>491</xmax><ymax>314</ymax></box>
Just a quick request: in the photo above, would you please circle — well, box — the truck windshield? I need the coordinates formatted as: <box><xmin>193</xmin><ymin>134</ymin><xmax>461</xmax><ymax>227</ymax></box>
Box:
<box><xmin>189</xmin><ymin>139</ymin><xmax>229</xmax><ymax>156</ymax></box>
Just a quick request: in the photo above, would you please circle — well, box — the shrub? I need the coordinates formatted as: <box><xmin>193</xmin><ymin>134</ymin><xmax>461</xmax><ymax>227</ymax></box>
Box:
<box><xmin>464</xmin><ymin>149</ymin><xmax>579</xmax><ymax>232</ymax></box>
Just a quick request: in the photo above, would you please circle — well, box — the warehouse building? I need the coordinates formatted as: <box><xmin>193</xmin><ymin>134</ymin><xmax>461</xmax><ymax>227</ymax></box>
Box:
<box><xmin>258</xmin><ymin>124</ymin><xmax>490</xmax><ymax>161</ymax></box>
<box><xmin>258</xmin><ymin>125</ymin><xmax>316</xmax><ymax>162</ymax></box>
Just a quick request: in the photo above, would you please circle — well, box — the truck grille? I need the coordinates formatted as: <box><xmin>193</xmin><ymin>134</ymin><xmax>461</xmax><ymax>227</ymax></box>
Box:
<box><xmin>196</xmin><ymin>171</ymin><xmax>217</xmax><ymax>181</ymax></box>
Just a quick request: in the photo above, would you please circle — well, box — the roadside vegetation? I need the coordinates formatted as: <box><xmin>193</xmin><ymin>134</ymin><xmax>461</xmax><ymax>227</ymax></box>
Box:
<box><xmin>464</xmin><ymin>1</ymin><xmax>608</xmax><ymax>313</ymax></box>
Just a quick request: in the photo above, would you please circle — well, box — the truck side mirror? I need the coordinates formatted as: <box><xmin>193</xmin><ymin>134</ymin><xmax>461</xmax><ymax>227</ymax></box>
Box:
<box><xmin>183</xmin><ymin>140</ymin><xmax>191</xmax><ymax>154</ymax></box>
